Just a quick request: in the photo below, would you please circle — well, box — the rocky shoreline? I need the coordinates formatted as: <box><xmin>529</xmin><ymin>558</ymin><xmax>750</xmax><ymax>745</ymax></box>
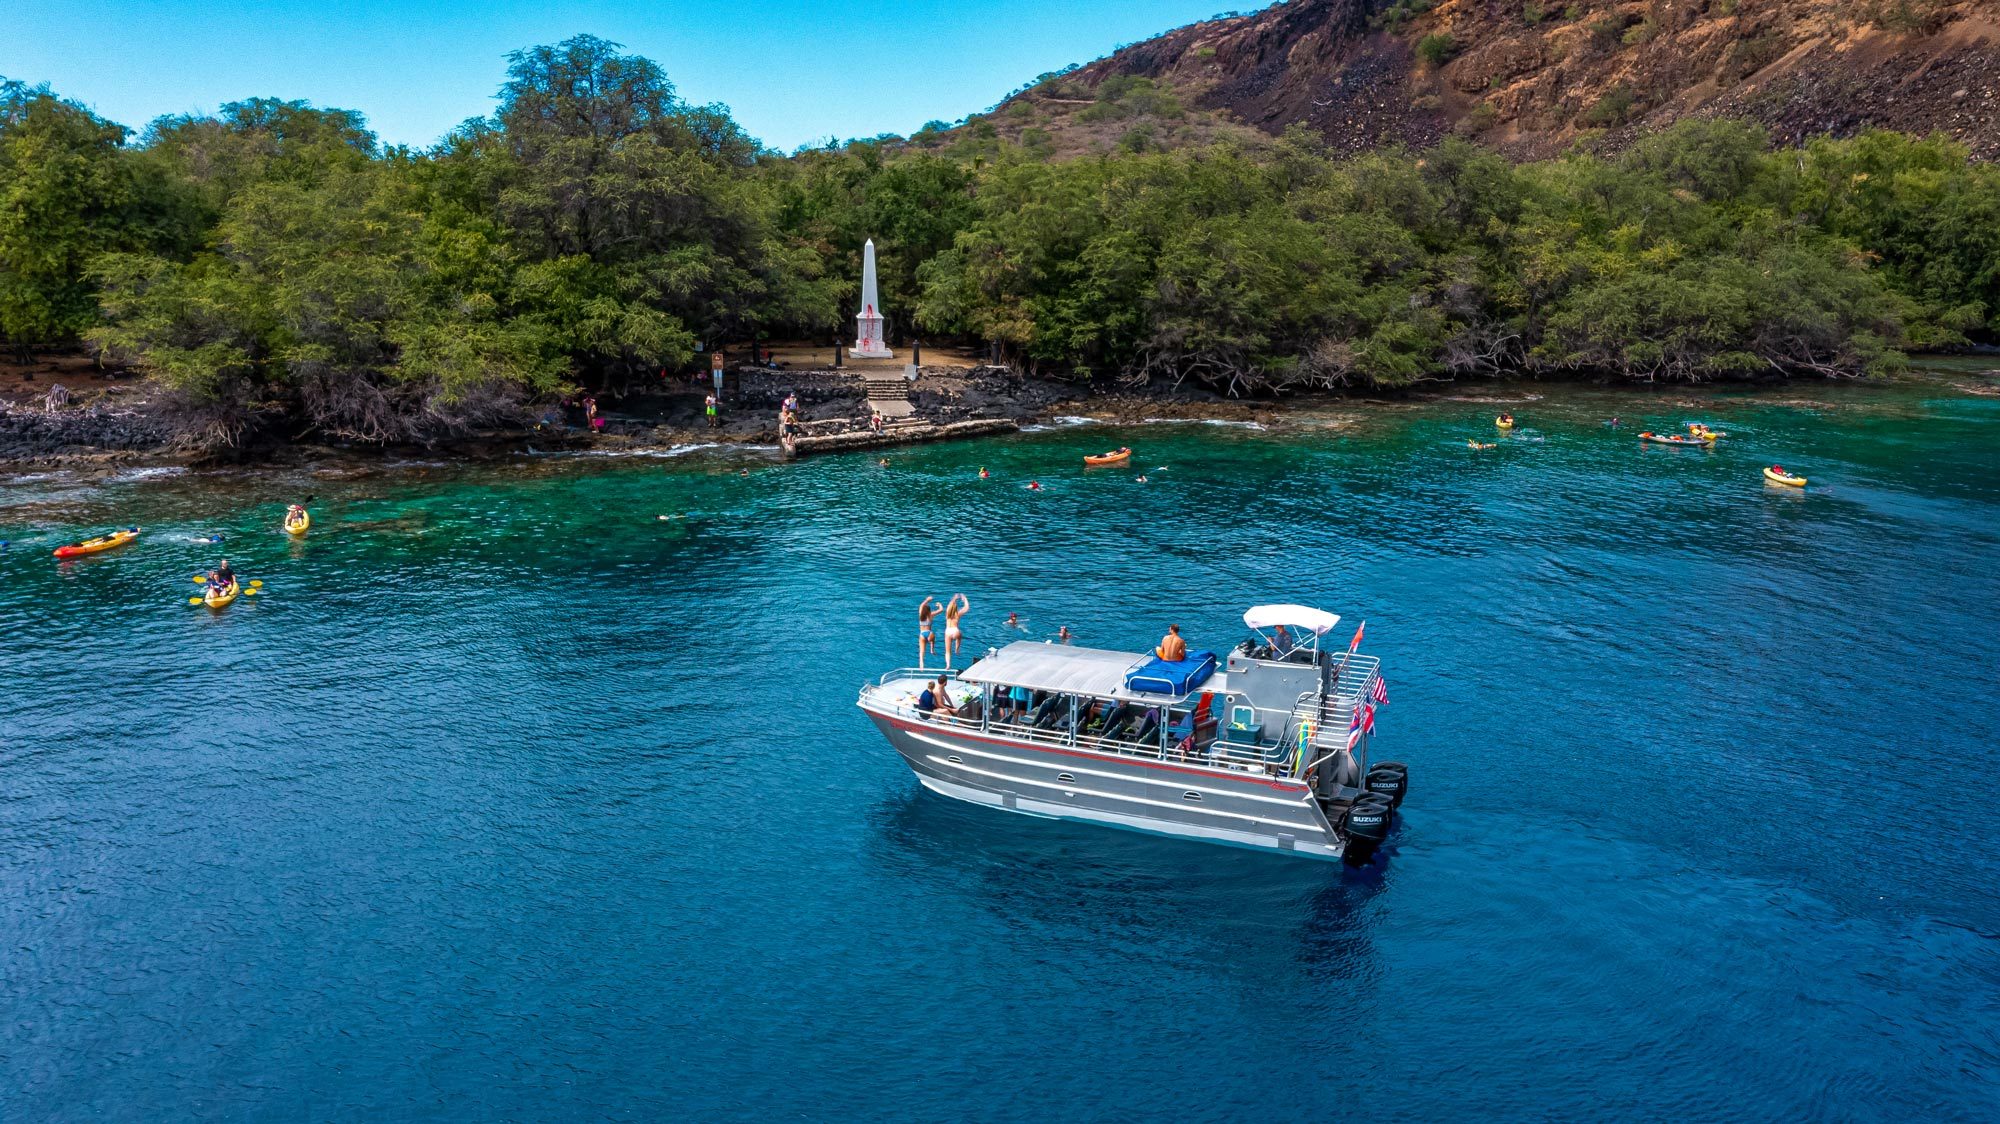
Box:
<box><xmin>0</xmin><ymin>363</ymin><xmax>1266</xmax><ymax>470</ymax></box>
<box><xmin>6</xmin><ymin>358</ymin><xmax>1994</xmax><ymax>473</ymax></box>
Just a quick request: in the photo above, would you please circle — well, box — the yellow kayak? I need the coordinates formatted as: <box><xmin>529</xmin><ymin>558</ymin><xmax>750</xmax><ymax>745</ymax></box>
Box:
<box><xmin>204</xmin><ymin>580</ymin><xmax>241</xmax><ymax>609</ymax></box>
<box><xmin>284</xmin><ymin>511</ymin><xmax>310</xmax><ymax>536</ymax></box>
<box><xmin>1763</xmin><ymin>467</ymin><xmax>1807</xmax><ymax>487</ymax></box>
<box><xmin>54</xmin><ymin>528</ymin><xmax>140</xmax><ymax>558</ymax></box>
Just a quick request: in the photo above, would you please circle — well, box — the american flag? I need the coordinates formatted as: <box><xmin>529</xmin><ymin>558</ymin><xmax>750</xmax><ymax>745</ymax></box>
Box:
<box><xmin>1361</xmin><ymin>703</ymin><xmax>1377</xmax><ymax>736</ymax></box>
<box><xmin>1345</xmin><ymin>704</ymin><xmax>1364</xmax><ymax>750</ymax></box>
<box><xmin>1370</xmin><ymin>676</ymin><xmax>1388</xmax><ymax>706</ymax></box>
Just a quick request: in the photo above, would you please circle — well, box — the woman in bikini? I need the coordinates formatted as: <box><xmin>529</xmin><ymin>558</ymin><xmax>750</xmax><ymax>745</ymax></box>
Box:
<box><xmin>917</xmin><ymin>596</ymin><xmax>939</xmax><ymax>665</ymax></box>
<box><xmin>943</xmin><ymin>593</ymin><xmax>970</xmax><ymax>666</ymax></box>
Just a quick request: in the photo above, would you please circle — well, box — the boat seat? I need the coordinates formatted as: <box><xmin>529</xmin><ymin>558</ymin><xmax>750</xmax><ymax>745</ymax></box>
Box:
<box><xmin>1130</xmin><ymin>713</ymin><xmax>1160</xmax><ymax>747</ymax></box>
<box><xmin>1031</xmin><ymin>697</ymin><xmax>1066</xmax><ymax>728</ymax></box>
<box><xmin>1090</xmin><ymin>703</ymin><xmax>1129</xmax><ymax>736</ymax></box>
<box><xmin>1168</xmin><ymin>698</ymin><xmax>1217</xmax><ymax>743</ymax></box>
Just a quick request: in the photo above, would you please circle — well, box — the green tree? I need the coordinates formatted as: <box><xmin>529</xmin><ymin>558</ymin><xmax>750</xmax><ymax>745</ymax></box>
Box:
<box><xmin>0</xmin><ymin>81</ymin><xmax>138</xmax><ymax>359</ymax></box>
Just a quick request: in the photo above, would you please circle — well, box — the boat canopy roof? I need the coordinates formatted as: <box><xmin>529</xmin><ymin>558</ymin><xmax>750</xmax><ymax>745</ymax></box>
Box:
<box><xmin>958</xmin><ymin>641</ymin><xmax>1209</xmax><ymax>704</ymax></box>
<box><xmin>1242</xmin><ymin>604</ymin><xmax>1341</xmax><ymax>635</ymax></box>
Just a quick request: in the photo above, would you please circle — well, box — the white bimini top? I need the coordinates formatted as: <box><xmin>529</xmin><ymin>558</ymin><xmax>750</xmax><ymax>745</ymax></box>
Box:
<box><xmin>1241</xmin><ymin>604</ymin><xmax>1342</xmax><ymax>635</ymax></box>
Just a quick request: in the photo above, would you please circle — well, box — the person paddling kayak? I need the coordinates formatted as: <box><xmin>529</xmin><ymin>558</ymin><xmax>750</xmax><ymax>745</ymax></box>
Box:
<box><xmin>207</xmin><ymin>558</ymin><xmax>237</xmax><ymax>593</ymax></box>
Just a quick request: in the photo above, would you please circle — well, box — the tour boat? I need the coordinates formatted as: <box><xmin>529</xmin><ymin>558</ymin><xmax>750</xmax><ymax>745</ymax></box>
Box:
<box><xmin>858</xmin><ymin>605</ymin><xmax>1405</xmax><ymax>862</ymax></box>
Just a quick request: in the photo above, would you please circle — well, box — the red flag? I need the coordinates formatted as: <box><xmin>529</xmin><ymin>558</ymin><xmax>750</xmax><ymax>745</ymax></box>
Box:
<box><xmin>1361</xmin><ymin>703</ymin><xmax>1376</xmax><ymax>736</ymax></box>
<box><xmin>1348</xmin><ymin>621</ymin><xmax>1366</xmax><ymax>652</ymax></box>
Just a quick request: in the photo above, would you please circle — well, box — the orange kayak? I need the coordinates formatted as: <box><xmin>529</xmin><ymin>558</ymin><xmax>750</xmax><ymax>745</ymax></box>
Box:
<box><xmin>1639</xmin><ymin>431</ymin><xmax>1709</xmax><ymax>447</ymax></box>
<box><xmin>54</xmin><ymin>528</ymin><xmax>140</xmax><ymax>558</ymax></box>
<box><xmin>1084</xmin><ymin>447</ymin><xmax>1132</xmax><ymax>466</ymax></box>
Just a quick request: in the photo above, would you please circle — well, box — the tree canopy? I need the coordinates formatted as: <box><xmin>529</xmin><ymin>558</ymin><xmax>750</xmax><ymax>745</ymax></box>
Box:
<box><xmin>2</xmin><ymin>41</ymin><xmax>1995</xmax><ymax>447</ymax></box>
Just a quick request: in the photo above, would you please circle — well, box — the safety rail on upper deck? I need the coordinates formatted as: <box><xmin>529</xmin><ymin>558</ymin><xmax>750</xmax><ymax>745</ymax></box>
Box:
<box><xmin>868</xmin><ymin>667</ymin><xmax>961</xmax><ymax>689</ymax></box>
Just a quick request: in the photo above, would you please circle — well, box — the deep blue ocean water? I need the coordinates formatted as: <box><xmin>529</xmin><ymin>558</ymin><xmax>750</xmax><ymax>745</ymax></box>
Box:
<box><xmin>3</xmin><ymin>377</ymin><xmax>1998</xmax><ymax>1120</ymax></box>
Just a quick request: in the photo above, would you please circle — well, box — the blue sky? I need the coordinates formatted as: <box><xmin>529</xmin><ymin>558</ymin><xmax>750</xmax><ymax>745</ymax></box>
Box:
<box><xmin>7</xmin><ymin>1</ymin><xmax>1253</xmax><ymax>151</ymax></box>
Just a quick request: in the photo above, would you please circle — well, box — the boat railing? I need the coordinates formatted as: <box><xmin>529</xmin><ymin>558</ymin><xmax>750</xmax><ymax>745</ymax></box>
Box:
<box><xmin>862</xmin><ymin>675</ymin><xmax>1336</xmax><ymax>782</ymax></box>
<box><xmin>871</xmin><ymin>667</ymin><xmax>960</xmax><ymax>688</ymax></box>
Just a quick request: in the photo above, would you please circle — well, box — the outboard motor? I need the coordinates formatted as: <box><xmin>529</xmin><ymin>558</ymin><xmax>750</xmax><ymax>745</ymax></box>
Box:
<box><xmin>1365</xmin><ymin>766</ymin><xmax>1407</xmax><ymax>807</ymax></box>
<box><xmin>1343</xmin><ymin>799</ymin><xmax>1390</xmax><ymax>862</ymax></box>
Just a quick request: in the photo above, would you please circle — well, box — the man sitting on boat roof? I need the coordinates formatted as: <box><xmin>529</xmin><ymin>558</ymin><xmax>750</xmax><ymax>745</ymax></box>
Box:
<box><xmin>1156</xmin><ymin>624</ymin><xmax>1187</xmax><ymax>662</ymax></box>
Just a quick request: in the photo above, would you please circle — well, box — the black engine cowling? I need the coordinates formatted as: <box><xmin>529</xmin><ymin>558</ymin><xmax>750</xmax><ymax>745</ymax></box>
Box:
<box><xmin>1344</xmin><ymin>801</ymin><xmax>1390</xmax><ymax>845</ymax></box>
<box><xmin>1365</xmin><ymin>767</ymin><xmax>1407</xmax><ymax>806</ymax></box>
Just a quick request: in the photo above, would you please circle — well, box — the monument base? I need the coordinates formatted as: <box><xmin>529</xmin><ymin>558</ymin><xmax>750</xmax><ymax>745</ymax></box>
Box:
<box><xmin>854</xmin><ymin>311</ymin><xmax>891</xmax><ymax>359</ymax></box>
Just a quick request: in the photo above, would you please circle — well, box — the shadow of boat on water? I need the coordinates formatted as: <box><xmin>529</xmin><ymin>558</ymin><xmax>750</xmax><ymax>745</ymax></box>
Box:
<box><xmin>866</xmin><ymin>786</ymin><xmax>1388</xmax><ymax>982</ymax></box>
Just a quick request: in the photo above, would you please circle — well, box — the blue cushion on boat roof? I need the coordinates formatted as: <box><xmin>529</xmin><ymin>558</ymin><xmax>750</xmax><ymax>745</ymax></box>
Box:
<box><xmin>1125</xmin><ymin>650</ymin><xmax>1217</xmax><ymax>695</ymax></box>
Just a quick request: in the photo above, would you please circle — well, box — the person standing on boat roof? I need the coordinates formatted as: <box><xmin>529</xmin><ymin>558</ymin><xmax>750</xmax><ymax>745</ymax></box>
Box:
<box><xmin>1157</xmin><ymin>624</ymin><xmax>1187</xmax><ymax>662</ymax></box>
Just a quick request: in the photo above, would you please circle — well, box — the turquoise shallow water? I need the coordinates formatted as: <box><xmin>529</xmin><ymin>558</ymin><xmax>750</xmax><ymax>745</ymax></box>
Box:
<box><xmin>4</xmin><ymin>377</ymin><xmax>1999</xmax><ymax>1120</ymax></box>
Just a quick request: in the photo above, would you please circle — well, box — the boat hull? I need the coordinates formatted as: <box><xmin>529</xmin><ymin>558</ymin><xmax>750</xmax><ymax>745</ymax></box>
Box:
<box><xmin>864</xmin><ymin>708</ymin><xmax>1344</xmax><ymax>860</ymax></box>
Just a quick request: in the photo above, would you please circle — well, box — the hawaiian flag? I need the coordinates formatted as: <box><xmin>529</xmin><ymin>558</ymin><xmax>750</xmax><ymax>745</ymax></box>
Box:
<box><xmin>1348</xmin><ymin>621</ymin><xmax>1366</xmax><ymax>652</ymax></box>
<box><xmin>1361</xmin><ymin>703</ymin><xmax>1377</xmax><ymax>736</ymax></box>
<box><xmin>1346</xmin><ymin>703</ymin><xmax>1365</xmax><ymax>750</ymax></box>
<box><xmin>1371</xmin><ymin>676</ymin><xmax>1388</xmax><ymax>706</ymax></box>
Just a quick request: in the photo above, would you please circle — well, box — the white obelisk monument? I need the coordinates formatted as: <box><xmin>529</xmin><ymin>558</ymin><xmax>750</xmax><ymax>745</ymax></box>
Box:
<box><xmin>852</xmin><ymin>238</ymin><xmax>893</xmax><ymax>359</ymax></box>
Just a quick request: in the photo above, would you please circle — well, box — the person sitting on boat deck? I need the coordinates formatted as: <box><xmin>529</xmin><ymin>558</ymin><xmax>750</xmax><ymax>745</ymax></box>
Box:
<box><xmin>915</xmin><ymin>682</ymin><xmax>938</xmax><ymax>718</ymax></box>
<box><xmin>1079</xmin><ymin>699</ymin><xmax>1111</xmax><ymax>734</ymax></box>
<box><xmin>1156</xmin><ymin>624</ymin><xmax>1187</xmax><ymax>662</ymax></box>
<box><xmin>929</xmin><ymin>676</ymin><xmax>957</xmax><ymax>719</ymax></box>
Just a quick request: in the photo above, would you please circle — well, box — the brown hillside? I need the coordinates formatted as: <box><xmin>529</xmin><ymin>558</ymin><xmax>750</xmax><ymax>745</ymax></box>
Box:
<box><xmin>1015</xmin><ymin>0</ymin><xmax>1999</xmax><ymax>158</ymax></box>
